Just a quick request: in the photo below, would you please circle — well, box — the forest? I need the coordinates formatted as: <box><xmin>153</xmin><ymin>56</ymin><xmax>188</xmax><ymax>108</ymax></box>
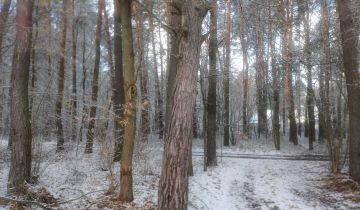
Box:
<box><xmin>0</xmin><ymin>0</ymin><xmax>359</xmax><ymax>209</ymax></box>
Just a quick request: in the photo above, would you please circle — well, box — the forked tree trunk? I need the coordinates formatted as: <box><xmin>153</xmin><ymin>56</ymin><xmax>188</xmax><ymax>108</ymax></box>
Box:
<box><xmin>336</xmin><ymin>0</ymin><xmax>360</xmax><ymax>182</ymax></box>
<box><xmin>112</xmin><ymin>0</ymin><xmax>125</xmax><ymax>162</ymax></box>
<box><xmin>207</xmin><ymin>0</ymin><xmax>218</xmax><ymax>166</ymax></box>
<box><xmin>55</xmin><ymin>0</ymin><xmax>68</xmax><ymax>151</ymax></box>
<box><xmin>158</xmin><ymin>1</ymin><xmax>208</xmax><ymax>209</ymax></box>
<box><xmin>8</xmin><ymin>0</ymin><xmax>34</xmax><ymax>194</ymax></box>
<box><xmin>118</xmin><ymin>0</ymin><xmax>136</xmax><ymax>202</ymax></box>
<box><xmin>84</xmin><ymin>0</ymin><xmax>104</xmax><ymax>154</ymax></box>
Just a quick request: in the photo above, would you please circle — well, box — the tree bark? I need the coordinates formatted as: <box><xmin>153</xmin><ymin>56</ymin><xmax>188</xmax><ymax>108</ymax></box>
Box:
<box><xmin>158</xmin><ymin>1</ymin><xmax>208</xmax><ymax>209</ymax></box>
<box><xmin>112</xmin><ymin>0</ymin><xmax>125</xmax><ymax>162</ymax></box>
<box><xmin>55</xmin><ymin>0</ymin><xmax>68</xmax><ymax>151</ymax></box>
<box><xmin>336</xmin><ymin>0</ymin><xmax>360</xmax><ymax>182</ymax></box>
<box><xmin>7</xmin><ymin>0</ymin><xmax>34</xmax><ymax>194</ymax></box>
<box><xmin>207</xmin><ymin>0</ymin><xmax>218</xmax><ymax>166</ymax></box>
<box><xmin>84</xmin><ymin>0</ymin><xmax>104</xmax><ymax>154</ymax></box>
<box><xmin>118</xmin><ymin>0</ymin><xmax>136</xmax><ymax>202</ymax></box>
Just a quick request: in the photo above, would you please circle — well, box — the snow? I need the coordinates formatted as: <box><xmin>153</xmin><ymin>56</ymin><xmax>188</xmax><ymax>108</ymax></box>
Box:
<box><xmin>0</xmin><ymin>136</ymin><xmax>359</xmax><ymax>210</ymax></box>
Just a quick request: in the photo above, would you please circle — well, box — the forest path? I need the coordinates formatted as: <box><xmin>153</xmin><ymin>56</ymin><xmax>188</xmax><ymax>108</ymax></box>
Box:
<box><xmin>189</xmin><ymin>155</ymin><xmax>356</xmax><ymax>210</ymax></box>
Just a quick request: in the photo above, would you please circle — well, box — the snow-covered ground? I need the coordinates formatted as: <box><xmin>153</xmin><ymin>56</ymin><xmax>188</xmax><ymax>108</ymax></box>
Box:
<box><xmin>0</xmin><ymin>136</ymin><xmax>359</xmax><ymax>210</ymax></box>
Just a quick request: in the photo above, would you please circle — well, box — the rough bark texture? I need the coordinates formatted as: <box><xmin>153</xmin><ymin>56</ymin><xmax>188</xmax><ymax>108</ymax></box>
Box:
<box><xmin>84</xmin><ymin>0</ymin><xmax>104</xmax><ymax>154</ymax></box>
<box><xmin>55</xmin><ymin>0</ymin><xmax>68</xmax><ymax>151</ymax></box>
<box><xmin>112</xmin><ymin>0</ymin><xmax>125</xmax><ymax>162</ymax></box>
<box><xmin>164</xmin><ymin>3</ymin><xmax>181</xmax><ymax>142</ymax></box>
<box><xmin>7</xmin><ymin>0</ymin><xmax>34</xmax><ymax>194</ymax></box>
<box><xmin>207</xmin><ymin>0</ymin><xmax>218</xmax><ymax>166</ymax></box>
<box><xmin>223</xmin><ymin>0</ymin><xmax>231</xmax><ymax>146</ymax></box>
<box><xmin>118</xmin><ymin>0</ymin><xmax>136</xmax><ymax>202</ymax></box>
<box><xmin>158</xmin><ymin>1</ymin><xmax>208</xmax><ymax>209</ymax></box>
<box><xmin>336</xmin><ymin>0</ymin><xmax>360</xmax><ymax>182</ymax></box>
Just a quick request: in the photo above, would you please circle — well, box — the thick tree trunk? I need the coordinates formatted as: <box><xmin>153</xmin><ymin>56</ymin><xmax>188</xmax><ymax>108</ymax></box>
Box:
<box><xmin>7</xmin><ymin>0</ymin><xmax>34</xmax><ymax>194</ymax></box>
<box><xmin>112</xmin><ymin>0</ymin><xmax>125</xmax><ymax>162</ymax></box>
<box><xmin>84</xmin><ymin>0</ymin><xmax>104</xmax><ymax>154</ymax></box>
<box><xmin>158</xmin><ymin>1</ymin><xmax>208</xmax><ymax>209</ymax></box>
<box><xmin>55</xmin><ymin>0</ymin><xmax>68</xmax><ymax>151</ymax></box>
<box><xmin>223</xmin><ymin>0</ymin><xmax>231</xmax><ymax>146</ymax></box>
<box><xmin>164</xmin><ymin>3</ymin><xmax>181</xmax><ymax>142</ymax></box>
<box><xmin>336</xmin><ymin>0</ymin><xmax>360</xmax><ymax>182</ymax></box>
<box><xmin>118</xmin><ymin>0</ymin><xmax>136</xmax><ymax>202</ymax></box>
<box><xmin>207</xmin><ymin>0</ymin><xmax>218</xmax><ymax>166</ymax></box>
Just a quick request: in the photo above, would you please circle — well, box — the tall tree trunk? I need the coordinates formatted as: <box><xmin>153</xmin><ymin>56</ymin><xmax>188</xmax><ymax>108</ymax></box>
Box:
<box><xmin>7</xmin><ymin>0</ymin><xmax>34</xmax><ymax>194</ymax></box>
<box><xmin>223</xmin><ymin>0</ymin><xmax>231</xmax><ymax>146</ymax></box>
<box><xmin>0</xmin><ymin>0</ymin><xmax>11</xmax><ymax>137</ymax></box>
<box><xmin>269</xmin><ymin>3</ymin><xmax>280</xmax><ymax>150</ymax></box>
<box><xmin>112</xmin><ymin>0</ymin><xmax>125</xmax><ymax>162</ymax></box>
<box><xmin>336</xmin><ymin>0</ymin><xmax>360</xmax><ymax>182</ymax></box>
<box><xmin>118</xmin><ymin>0</ymin><xmax>136</xmax><ymax>202</ymax></box>
<box><xmin>207</xmin><ymin>0</ymin><xmax>217</xmax><ymax>166</ymax></box>
<box><xmin>55</xmin><ymin>0</ymin><xmax>68</xmax><ymax>151</ymax></box>
<box><xmin>149</xmin><ymin>2</ymin><xmax>164</xmax><ymax>139</ymax></box>
<box><xmin>30</xmin><ymin>4</ymin><xmax>38</xmax><ymax>116</ymax></box>
<box><xmin>84</xmin><ymin>0</ymin><xmax>104</xmax><ymax>154</ymax></box>
<box><xmin>134</xmin><ymin>3</ymin><xmax>150</xmax><ymax>141</ymax></box>
<box><xmin>158</xmin><ymin>1</ymin><xmax>208</xmax><ymax>209</ymax></box>
<box><xmin>282</xmin><ymin>0</ymin><xmax>298</xmax><ymax>145</ymax></box>
<box><xmin>164</xmin><ymin>2</ymin><xmax>181</xmax><ymax>141</ymax></box>
<box><xmin>304</xmin><ymin>0</ymin><xmax>315</xmax><ymax>150</ymax></box>
<box><xmin>254</xmin><ymin>5</ymin><xmax>268</xmax><ymax>137</ymax></box>
<box><xmin>71</xmin><ymin>0</ymin><xmax>78</xmax><ymax>142</ymax></box>
<box><xmin>238</xmin><ymin>0</ymin><xmax>249</xmax><ymax>135</ymax></box>
<box><xmin>79</xmin><ymin>28</ymin><xmax>87</xmax><ymax>143</ymax></box>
